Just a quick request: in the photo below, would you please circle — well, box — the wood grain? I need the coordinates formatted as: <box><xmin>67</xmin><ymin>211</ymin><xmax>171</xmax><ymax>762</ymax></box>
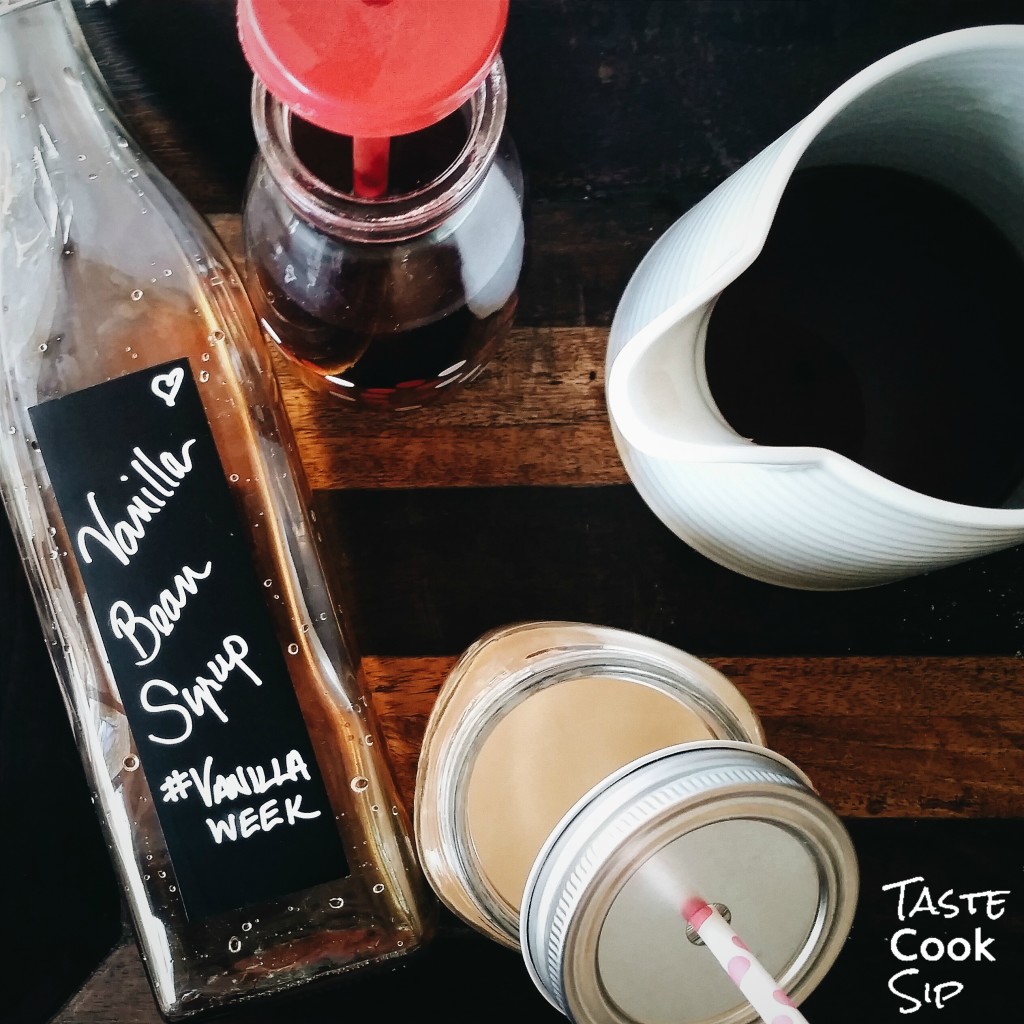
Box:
<box><xmin>49</xmin><ymin>647</ymin><xmax>1024</xmax><ymax>1024</ymax></box>
<box><xmin>274</xmin><ymin>328</ymin><xmax>624</xmax><ymax>490</ymax></box>
<box><xmin>77</xmin><ymin>1</ymin><xmax>1024</xmax><ymax>216</ymax></box>
<box><xmin>364</xmin><ymin>654</ymin><xmax>1024</xmax><ymax>819</ymax></box>
<box><xmin>209</xmin><ymin>213</ymin><xmax>632</xmax><ymax>491</ymax></box>
<box><xmin>50</xmin><ymin>648</ymin><xmax>1024</xmax><ymax>1024</ymax></box>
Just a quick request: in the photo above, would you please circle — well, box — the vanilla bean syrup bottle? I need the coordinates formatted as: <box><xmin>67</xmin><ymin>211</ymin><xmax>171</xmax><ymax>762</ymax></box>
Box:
<box><xmin>0</xmin><ymin>1</ymin><xmax>434</xmax><ymax>1018</ymax></box>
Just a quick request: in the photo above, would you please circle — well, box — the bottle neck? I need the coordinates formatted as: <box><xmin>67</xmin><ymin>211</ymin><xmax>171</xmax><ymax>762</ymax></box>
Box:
<box><xmin>1</xmin><ymin>0</ymin><xmax>60</xmax><ymax>14</ymax></box>
<box><xmin>250</xmin><ymin>59</ymin><xmax>508</xmax><ymax>244</ymax></box>
<box><xmin>0</xmin><ymin>0</ymin><xmax>114</xmax><ymax>155</ymax></box>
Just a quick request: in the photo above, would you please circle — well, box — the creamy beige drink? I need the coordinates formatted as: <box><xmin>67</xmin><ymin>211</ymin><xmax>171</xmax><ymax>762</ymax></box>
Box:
<box><xmin>465</xmin><ymin>675</ymin><xmax>716</xmax><ymax>908</ymax></box>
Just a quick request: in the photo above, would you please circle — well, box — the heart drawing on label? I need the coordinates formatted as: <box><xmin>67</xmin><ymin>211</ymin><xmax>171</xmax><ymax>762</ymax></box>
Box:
<box><xmin>151</xmin><ymin>366</ymin><xmax>184</xmax><ymax>408</ymax></box>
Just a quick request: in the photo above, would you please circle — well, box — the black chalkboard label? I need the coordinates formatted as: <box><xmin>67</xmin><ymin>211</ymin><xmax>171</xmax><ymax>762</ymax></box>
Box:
<box><xmin>30</xmin><ymin>359</ymin><xmax>349</xmax><ymax>920</ymax></box>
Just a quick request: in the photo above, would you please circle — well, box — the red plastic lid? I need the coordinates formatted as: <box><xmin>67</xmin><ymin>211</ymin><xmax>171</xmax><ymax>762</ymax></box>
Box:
<box><xmin>237</xmin><ymin>0</ymin><xmax>509</xmax><ymax>138</ymax></box>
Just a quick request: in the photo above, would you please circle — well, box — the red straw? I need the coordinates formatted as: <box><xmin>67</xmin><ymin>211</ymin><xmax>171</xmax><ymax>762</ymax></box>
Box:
<box><xmin>352</xmin><ymin>136</ymin><xmax>390</xmax><ymax>197</ymax></box>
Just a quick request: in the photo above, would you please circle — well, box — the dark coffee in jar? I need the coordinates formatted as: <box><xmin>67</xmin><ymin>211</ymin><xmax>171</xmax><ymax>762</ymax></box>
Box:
<box><xmin>290</xmin><ymin>110</ymin><xmax>468</xmax><ymax>196</ymax></box>
<box><xmin>245</xmin><ymin>107</ymin><xmax>524</xmax><ymax>410</ymax></box>
<box><xmin>704</xmin><ymin>165</ymin><xmax>1024</xmax><ymax>507</ymax></box>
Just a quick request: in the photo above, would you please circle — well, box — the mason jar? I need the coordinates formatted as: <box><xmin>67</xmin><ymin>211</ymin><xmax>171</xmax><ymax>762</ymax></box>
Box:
<box><xmin>414</xmin><ymin>621</ymin><xmax>859</xmax><ymax>1024</ymax></box>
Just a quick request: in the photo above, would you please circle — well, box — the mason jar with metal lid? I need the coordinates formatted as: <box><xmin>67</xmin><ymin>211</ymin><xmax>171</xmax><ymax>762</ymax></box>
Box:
<box><xmin>414</xmin><ymin>621</ymin><xmax>858</xmax><ymax>1023</ymax></box>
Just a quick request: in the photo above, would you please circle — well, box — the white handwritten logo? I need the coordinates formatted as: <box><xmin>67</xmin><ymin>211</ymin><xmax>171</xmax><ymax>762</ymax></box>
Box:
<box><xmin>151</xmin><ymin>367</ymin><xmax>184</xmax><ymax>407</ymax></box>
<box><xmin>882</xmin><ymin>875</ymin><xmax>1010</xmax><ymax>1013</ymax></box>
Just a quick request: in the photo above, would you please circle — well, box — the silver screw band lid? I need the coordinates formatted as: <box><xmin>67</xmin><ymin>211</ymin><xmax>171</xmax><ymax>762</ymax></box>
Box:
<box><xmin>521</xmin><ymin>741</ymin><xmax>858</xmax><ymax>1024</ymax></box>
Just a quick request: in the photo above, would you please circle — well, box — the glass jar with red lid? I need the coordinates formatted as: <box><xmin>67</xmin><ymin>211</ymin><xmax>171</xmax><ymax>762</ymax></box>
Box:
<box><xmin>238</xmin><ymin>0</ymin><xmax>525</xmax><ymax>410</ymax></box>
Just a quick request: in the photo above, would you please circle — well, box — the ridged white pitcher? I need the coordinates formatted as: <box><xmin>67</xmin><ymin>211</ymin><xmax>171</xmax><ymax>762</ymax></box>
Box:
<box><xmin>607</xmin><ymin>26</ymin><xmax>1024</xmax><ymax>590</ymax></box>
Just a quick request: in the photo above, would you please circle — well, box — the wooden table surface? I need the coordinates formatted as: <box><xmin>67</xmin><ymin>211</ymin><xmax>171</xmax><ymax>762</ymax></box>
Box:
<box><xmin>3</xmin><ymin>2</ymin><xmax>1024</xmax><ymax>1023</ymax></box>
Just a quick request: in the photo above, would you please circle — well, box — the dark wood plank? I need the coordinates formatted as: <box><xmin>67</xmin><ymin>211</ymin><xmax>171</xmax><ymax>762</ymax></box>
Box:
<box><xmin>55</xmin><ymin>819</ymin><xmax>1024</xmax><ymax>1024</ymax></box>
<box><xmin>51</xmin><ymin>921</ymin><xmax>564</xmax><ymax>1024</ymax></box>
<box><xmin>315</xmin><ymin>485</ymin><xmax>1024</xmax><ymax>657</ymax></box>
<box><xmin>804</xmin><ymin>818</ymin><xmax>1024</xmax><ymax>1023</ymax></box>
<box><xmin>11</xmin><ymin>5</ymin><xmax>1024</xmax><ymax>1024</ymax></box>
<box><xmin>77</xmin><ymin>0</ymin><xmax>1024</xmax><ymax>213</ymax></box>
<box><xmin>274</xmin><ymin>327</ymin><xmax>625</xmax><ymax>491</ymax></box>
<box><xmin>0</xmin><ymin>524</ymin><xmax>122</xmax><ymax>1024</ymax></box>
<box><xmin>364</xmin><ymin>655</ymin><xmax>1024</xmax><ymax>819</ymax></box>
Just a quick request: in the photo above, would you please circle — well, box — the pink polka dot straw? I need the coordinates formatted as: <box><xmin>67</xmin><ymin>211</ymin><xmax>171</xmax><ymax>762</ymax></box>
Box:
<box><xmin>682</xmin><ymin>900</ymin><xmax>810</xmax><ymax>1024</ymax></box>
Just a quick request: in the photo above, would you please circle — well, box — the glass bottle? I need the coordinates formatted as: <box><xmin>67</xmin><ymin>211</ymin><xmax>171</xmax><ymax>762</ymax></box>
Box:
<box><xmin>241</xmin><ymin>39</ymin><xmax>525</xmax><ymax>411</ymax></box>
<box><xmin>0</xmin><ymin>1</ymin><xmax>434</xmax><ymax>1019</ymax></box>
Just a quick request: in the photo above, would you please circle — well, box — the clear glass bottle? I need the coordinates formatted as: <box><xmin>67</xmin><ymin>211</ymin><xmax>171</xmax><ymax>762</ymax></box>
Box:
<box><xmin>0</xmin><ymin>1</ymin><xmax>434</xmax><ymax>1018</ymax></box>
<box><xmin>242</xmin><ymin>60</ymin><xmax>525</xmax><ymax>410</ymax></box>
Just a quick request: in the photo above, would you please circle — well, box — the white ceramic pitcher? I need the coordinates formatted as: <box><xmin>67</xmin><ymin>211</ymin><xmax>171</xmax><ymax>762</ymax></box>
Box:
<box><xmin>607</xmin><ymin>25</ymin><xmax>1024</xmax><ymax>590</ymax></box>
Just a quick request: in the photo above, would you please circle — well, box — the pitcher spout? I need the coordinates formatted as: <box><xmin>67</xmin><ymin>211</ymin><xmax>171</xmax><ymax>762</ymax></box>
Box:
<box><xmin>605</xmin><ymin>125</ymin><xmax>805</xmax><ymax>463</ymax></box>
<box><xmin>606</xmin><ymin>286</ymin><xmax>758</xmax><ymax>462</ymax></box>
<box><xmin>605</xmin><ymin>24</ymin><xmax>1024</xmax><ymax>590</ymax></box>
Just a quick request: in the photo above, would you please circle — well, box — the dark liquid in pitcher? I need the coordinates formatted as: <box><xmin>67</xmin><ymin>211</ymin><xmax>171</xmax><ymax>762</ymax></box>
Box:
<box><xmin>250</xmin><ymin>112</ymin><xmax>520</xmax><ymax>409</ymax></box>
<box><xmin>704</xmin><ymin>165</ymin><xmax>1024</xmax><ymax>507</ymax></box>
